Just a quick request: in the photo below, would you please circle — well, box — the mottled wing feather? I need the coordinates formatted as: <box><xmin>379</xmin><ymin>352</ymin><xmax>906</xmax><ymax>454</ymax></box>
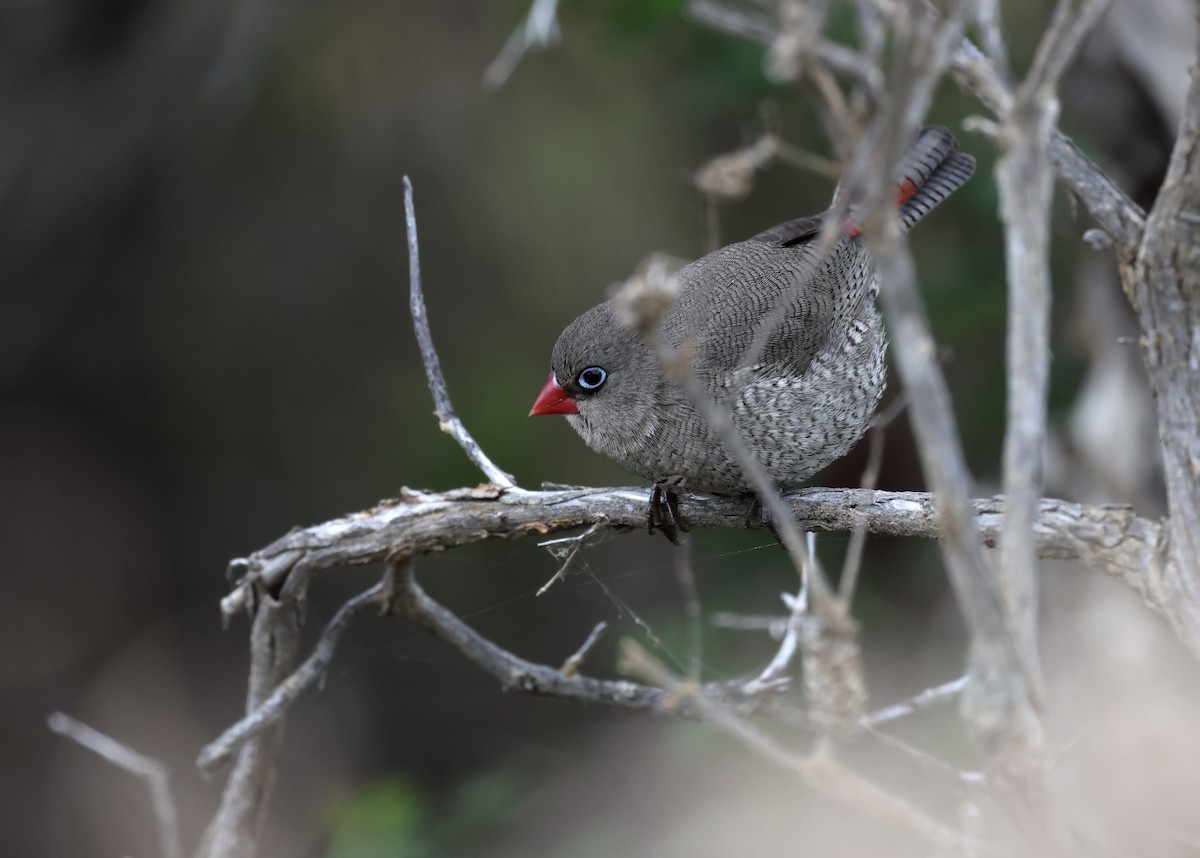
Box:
<box><xmin>659</xmin><ymin>215</ymin><xmax>847</xmax><ymax>381</ymax></box>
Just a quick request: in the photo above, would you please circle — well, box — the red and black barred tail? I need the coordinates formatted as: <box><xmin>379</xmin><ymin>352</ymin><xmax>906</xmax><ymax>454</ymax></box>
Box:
<box><xmin>894</xmin><ymin>126</ymin><xmax>976</xmax><ymax>232</ymax></box>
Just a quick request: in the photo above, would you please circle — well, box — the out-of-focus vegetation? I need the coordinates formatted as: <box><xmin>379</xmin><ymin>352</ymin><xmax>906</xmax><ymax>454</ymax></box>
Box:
<box><xmin>2</xmin><ymin>1</ymin><xmax>1186</xmax><ymax>856</ymax></box>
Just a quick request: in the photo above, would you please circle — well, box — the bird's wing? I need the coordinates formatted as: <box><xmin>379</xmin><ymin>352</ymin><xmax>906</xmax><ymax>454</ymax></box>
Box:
<box><xmin>663</xmin><ymin>214</ymin><xmax>856</xmax><ymax>381</ymax></box>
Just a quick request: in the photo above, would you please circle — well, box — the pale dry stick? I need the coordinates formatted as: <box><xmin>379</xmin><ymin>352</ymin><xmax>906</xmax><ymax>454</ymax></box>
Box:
<box><xmin>709</xmin><ymin>611</ymin><xmax>789</xmax><ymax>636</ymax></box>
<box><xmin>48</xmin><ymin>712</ymin><xmax>183</xmax><ymax>858</ymax></box>
<box><xmin>404</xmin><ymin>177</ymin><xmax>517</xmax><ymax>490</ymax></box>
<box><xmin>199</xmin><ymin>580</ymin><xmax>387</xmax><ymax>774</ymax></box>
<box><xmin>872</xmin><ymin>231</ymin><xmax>1041</xmax><ymax>754</ymax></box>
<box><xmin>862</xmin><ymin>675</ymin><xmax>968</xmax><ymax>727</ymax></box>
<box><xmin>992</xmin><ymin>0</ymin><xmax>1110</xmax><ymax>704</ymax></box>
<box><xmin>620</xmin><ymin>639</ymin><xmax>968</xmax><ymax>849</ymax></box>
<box><xmin>483</xmin><ymin>0</ymin><xmax>562</xmax><ymax>91</ymax></box>
<box><xmin>739</xmin><ymin>589</ymin><xmax>804</xmax><ymax>696</ymax></box>
<box><xmin>560</xmin><ymin>621</ymin><xmax>608</xmax><ymax>676</ymax></box>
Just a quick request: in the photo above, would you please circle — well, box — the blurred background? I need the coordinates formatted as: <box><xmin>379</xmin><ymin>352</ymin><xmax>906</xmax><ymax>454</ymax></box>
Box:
<box><xmin>3</xmin><ymin>0</ymin><xmax>1198</xmax><ymax>855</ymax></box>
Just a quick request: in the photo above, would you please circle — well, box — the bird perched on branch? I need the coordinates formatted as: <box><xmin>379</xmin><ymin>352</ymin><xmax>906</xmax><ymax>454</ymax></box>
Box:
<box><xmin>531</xmin><ymin>127</ymin><xmax>975</xmax><ymax>540</ymax></box>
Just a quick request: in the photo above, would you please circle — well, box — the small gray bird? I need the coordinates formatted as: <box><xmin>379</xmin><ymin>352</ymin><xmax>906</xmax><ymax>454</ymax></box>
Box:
<box><xmin>531</xmin><ymin>127</ymin><xmax>974</xmax><ymax>537</ymax></box>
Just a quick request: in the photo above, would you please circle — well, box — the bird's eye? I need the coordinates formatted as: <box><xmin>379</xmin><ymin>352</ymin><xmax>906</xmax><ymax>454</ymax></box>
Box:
<box><xmin>576</xmin><ymin>366</ymin><xmax>607</xmax><ymax>391</ymax></box>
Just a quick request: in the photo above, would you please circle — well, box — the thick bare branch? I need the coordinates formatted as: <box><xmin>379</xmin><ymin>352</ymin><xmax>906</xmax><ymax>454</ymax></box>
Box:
<box><xmin>992</xmin><ymin>0</ymin><xmax>1109</xmax><ymax>719</ymax></box>
<box><xmin>201</xmin><ymin>592</ymin><xmax>300</xmax><ymax>858</ymax></box>
<box><xmin>1124</xmin><ymin>45</ymin><xmax>1200</xmax><ymax>654</ymax></box>
<box><xmin>226</xmin><ymin>485</ymin><xmax>1164</xmax><ymax>619</ymax></box>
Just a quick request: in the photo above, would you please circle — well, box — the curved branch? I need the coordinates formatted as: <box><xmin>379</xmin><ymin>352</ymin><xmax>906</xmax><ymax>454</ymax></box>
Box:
<box><xmin>226</xmin><ymin>485</ymin><xmax>1164</xmax><ymax>618</ymax></box>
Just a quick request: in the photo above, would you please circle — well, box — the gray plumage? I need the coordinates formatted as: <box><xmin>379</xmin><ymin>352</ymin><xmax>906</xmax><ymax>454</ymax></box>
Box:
<box><xmin>538</xmin><ymin>127</ymin><xmax>975</xmax><ymax>496</ymax></box>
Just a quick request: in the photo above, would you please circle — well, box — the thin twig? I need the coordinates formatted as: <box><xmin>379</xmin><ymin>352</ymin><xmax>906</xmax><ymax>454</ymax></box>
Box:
<box><xmin>862</xmin><ymin>676</ymin><xmax>968</xmax><ymax>727</ymax></box>
<box><xmin>740</xmin><ymin>589</ymin><xmax>804</xmax><ymax>695</ymax></box>
<box><xmin>536</xmin><ymin>522</ymin><xmax>608</xmax><ymax>595</ymax></box>
<box><xmin>403</xmin><ymin>177</ymin><xmax>517</xmax><ymax>489</ymax></box>
<box><xmin>1018</xmin><ymin>0</ymin><xmax>1110</xmax><ymax>102</ymax></box>
<box><xmin>48</xmin><ymin>713</ymin><xmax>183</xmax><ymax>858</ymax></box>
<box><xmin>865</xmin><ymin>724</ymin><xmax>986</xmax><ymax>788</ymax></box>
<box><xmin>483</xmin><ymin>0</ymin><xmax>562</xmax><ymax>90</ymax></box>
<box><xmin>561</xmin><ymin>621</ymin><xmax>608</xmax><ymax>676</ymax></box>
<box><xmin>198</xmin><ymin>580</ymin><xmax>387</xmax><ymax>775</ymax></box>
<box><xmin>390</xmin><ymin>559</ymin><xmax>780</xmax><ymax>718</ymax></box>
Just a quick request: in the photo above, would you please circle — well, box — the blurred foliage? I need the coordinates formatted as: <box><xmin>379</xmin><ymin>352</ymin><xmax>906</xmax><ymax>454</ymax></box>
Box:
<box><xmin>328</xmin><ymin>779</ymin><xmax>430</xmax><ymax>858</ymax></box>
<box><xmin>328</xmin><ymin>771</ymin><xmax>525</xmax><ymax>858</ymax></box>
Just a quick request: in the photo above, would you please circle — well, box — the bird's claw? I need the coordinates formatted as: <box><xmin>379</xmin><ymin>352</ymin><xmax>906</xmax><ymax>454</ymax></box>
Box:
<box><xmin>746</xmin><ymin>495</ymin><xmax>785</xmax><ymax>547</ymax></box>
<box><xmin>648</xmin><ymin>484</ymin><xmax>688</xmax><ymax>544</ymax></box>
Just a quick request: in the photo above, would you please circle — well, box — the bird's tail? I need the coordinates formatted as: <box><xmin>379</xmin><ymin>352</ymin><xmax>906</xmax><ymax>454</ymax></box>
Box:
<box><xmin>893</xmin><ymin>126</ymin><xmax>976</xmax><ymax>231</ymax></box>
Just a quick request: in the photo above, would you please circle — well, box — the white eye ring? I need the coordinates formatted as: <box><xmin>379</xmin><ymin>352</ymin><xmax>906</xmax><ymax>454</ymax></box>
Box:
<box><xmin>577</xmin><ymin>366</ymin><xmax>607</xmax><ymax>391</ymax></box>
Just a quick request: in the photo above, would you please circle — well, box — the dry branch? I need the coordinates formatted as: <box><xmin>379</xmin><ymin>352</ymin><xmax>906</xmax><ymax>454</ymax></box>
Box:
<box><xmin>1122</xmin><ymin>46</ymin><xmax>1200</xmax><ymax>654</ymax></box>
<box><xmin>989</xmin><ymin>0</ymin><xmax>1110</xmax><ymax>757</ymax></box>
<box><xmin>224</xmin><ymin>485</ymin><xmax>1163</xmax><ymax>618</ymax></box>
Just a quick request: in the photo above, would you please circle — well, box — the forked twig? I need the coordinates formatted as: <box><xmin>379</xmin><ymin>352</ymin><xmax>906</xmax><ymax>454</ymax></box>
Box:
<box><xmin>198</xmin><ymin>579</ymin><xmax>387</xmax><ymax>774</ymax></box>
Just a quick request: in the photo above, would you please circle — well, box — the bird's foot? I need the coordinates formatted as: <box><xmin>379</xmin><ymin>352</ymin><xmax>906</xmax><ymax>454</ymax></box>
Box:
<box><xmin>648</xmin><ymin>484</ymin><xmax>688</xmax><ymax>544</ymax></box>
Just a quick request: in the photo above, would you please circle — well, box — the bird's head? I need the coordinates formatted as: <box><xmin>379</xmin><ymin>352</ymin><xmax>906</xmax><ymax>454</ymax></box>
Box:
<box><xmin>529</xmin><ymin>302</ymin><xmax>661</xmax><ymax>460</ymax></box>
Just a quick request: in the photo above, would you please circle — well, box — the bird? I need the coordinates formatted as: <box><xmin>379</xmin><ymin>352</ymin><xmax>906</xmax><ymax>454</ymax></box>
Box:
<box><xmin>530</xmin><ymin>127</ymin><xmax>975</xmax><ymax>540</ymax></box>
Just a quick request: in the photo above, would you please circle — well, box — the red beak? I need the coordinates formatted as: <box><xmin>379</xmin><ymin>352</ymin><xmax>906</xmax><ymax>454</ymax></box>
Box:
<box><xmin>529</xmin><ymin>372</ymin><xmax>578</xmax><ymax>416</ymax></box>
